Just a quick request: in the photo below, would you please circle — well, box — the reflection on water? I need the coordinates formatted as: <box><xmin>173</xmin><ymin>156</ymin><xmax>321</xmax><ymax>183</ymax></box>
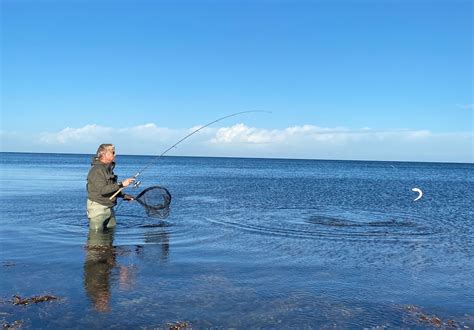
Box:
<box><xmin>84</xmin><ymin>229</ymin><xmax>119</xmax><ymax>313</ymax></box>
<box><xmin>83</xmin><ymin>227</ymin><xmax>171</xmax><ymax>312</ymax></box>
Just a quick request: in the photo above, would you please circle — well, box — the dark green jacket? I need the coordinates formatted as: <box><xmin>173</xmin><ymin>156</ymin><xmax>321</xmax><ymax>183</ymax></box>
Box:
<box><xmin>87</xmin><ymin>158</ymin><xmax>123</xmax><ymax>207</ymax></box>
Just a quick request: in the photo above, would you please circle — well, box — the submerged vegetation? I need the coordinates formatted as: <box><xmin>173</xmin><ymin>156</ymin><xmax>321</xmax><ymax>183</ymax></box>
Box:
<box><xmin>12</xmin><ymin>295</ymin><xmax>58</xmax><ymax>306</ymax></box>
<box><xmin>405</xmin><ymin>305</ymin><xmax>462</xmax><ymax>328</ymax></box>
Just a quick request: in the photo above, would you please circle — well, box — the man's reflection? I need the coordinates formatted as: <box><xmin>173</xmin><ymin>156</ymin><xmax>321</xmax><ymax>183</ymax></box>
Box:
<box><xmin>83</xmin><ymin>229</ymin><xmax>117</xmax><ymax>312</ymax></box>
<box><xmin>83</xmin><ymin>227</ymin><xmax>171</xmax><ymax>312</ymax></box>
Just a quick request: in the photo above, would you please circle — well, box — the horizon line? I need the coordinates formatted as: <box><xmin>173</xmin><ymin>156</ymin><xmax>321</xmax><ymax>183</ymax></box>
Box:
<box><xmin>1</xmin><ymin>150</ymin><xmax>472</xmax><ymax>165</ymax></box>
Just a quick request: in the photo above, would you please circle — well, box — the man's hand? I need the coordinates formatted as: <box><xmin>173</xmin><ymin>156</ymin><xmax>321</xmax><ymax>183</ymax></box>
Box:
<box><xmin>121</xmin><ymin>177</ymin><xmax>136</xmax><ymax>187</ymax></box>
<box><xmin>123</xmin><ymin>194</ymin><xmax>134</xmax><ymax>201</ymax></box>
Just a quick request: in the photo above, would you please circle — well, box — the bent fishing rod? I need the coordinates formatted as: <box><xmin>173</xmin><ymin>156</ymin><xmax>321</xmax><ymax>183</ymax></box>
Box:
<box><xmin>110</xmin><ymin>110</ymin><xmax>269</xmax><ymax>199</ymax></box>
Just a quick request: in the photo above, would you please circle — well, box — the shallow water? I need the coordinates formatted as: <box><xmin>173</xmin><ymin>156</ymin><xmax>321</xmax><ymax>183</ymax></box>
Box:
<box><xmin>1</xmin><ymin>152</ymin><xmax>473</xmax><ymax>328</ymax></box>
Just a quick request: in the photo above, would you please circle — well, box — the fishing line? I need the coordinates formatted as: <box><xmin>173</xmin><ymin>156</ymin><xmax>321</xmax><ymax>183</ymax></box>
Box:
<box><xmin>111</xmin><ymin>110</ymin><xmax>270</xmax><ymax>201</ymax></box>
<box><xmin>135</xmin><ymin>110</ymin><xmax>270</xmax><ymax>179</ymax></box>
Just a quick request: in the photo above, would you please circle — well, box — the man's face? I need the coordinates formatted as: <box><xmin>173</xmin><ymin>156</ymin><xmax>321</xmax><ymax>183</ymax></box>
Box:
<box><xmin>102</xmin><ymin>149</ymin><xmax>116</xmax><ymax>164</ymax></box>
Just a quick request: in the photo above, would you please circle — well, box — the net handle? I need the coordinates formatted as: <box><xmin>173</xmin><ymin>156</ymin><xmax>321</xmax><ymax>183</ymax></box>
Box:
<box><xmin>109</xmin><ymin>187</ymin><xmax>124</xmax><ymax>200</ymax></box>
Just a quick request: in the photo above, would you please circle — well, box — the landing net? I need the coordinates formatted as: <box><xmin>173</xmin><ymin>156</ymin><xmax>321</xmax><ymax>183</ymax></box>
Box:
<box><xmin>134</xmin><ymin>186</ymin><xmax>172</xmax><ymax>219</ymax></box>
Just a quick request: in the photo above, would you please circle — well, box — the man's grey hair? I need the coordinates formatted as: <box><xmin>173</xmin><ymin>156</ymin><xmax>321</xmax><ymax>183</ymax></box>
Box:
<box><xmin>96</xmin><ymin>144</ymin><xmax>115</xmax><ymax>159</ymax></box>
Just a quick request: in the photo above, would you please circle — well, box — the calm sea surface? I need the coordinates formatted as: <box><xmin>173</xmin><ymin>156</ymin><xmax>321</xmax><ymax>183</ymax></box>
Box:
<box><xmin>1</xmin><ymin>152</ymin><xmax>473</xmax><ymax>328</ymax></box>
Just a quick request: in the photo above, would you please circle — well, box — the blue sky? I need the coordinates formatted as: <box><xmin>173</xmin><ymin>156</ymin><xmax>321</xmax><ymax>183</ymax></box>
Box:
<box><xmin>1</xmin><ymin>0</ymin><xmax>472</xmax><ymax>162</ymax></box>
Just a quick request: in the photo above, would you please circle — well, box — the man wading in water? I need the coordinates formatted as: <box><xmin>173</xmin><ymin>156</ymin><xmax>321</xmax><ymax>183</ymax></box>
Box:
<box><xmin>86</xmin><ymin>144</ymin><xmax>135</xmax><ymax>230</ymax></box>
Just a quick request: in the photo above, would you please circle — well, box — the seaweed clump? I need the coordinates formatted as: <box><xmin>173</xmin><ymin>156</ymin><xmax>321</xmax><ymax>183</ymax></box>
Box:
<box><xmin>166</xmin><ymin>321</ymin><xmax>190</xmax><ymax>330</ymax></box>
<box><xmin>2</xmin><ymin>319</ymin><xmax>24</xmax><ymax>329</ymax></box>
<box><xmin>405</xmin><ymin>305</ymin><xmax>460</xmax><ymax>328</ymax></box>
<box><xmin>12</xmin><ymin>295</ymin><xmax>58</xmax><ymax>305</ymax></box>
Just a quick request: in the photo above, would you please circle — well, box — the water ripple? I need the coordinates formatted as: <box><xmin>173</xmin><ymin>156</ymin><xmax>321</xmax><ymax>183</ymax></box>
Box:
<box><xmin>204</xmin><ymin>207</ymin><xmax>437</xmax><ymax>242</ymax></box>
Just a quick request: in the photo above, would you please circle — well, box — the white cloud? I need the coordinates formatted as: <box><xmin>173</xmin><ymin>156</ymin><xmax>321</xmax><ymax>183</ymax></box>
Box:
<box><xmin>211</xmin><ymin>124</ymin><xmax>433</xmax><ymax>145</ymax></box>
<box><xmin>118</xmin><ymin>123</ymin><xmax>176</xmax><ymax>141</ymax></box>
<box><xmin>1</xmin><ymin>123</ymin><xmax>472</xmax><ymax>163</ymax></box>
<box><xmin>39</xmin><ymin>124</ymin><xmax>114</xmax><ymax>144</ymax></box>
<box><xmin>212</xmin><ymin>123</ymin><xmax>277</xmax><ymax>144</ymax></box>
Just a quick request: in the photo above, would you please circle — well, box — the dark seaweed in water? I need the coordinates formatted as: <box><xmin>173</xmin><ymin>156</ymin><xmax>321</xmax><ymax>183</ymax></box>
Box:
<box><xmin>405</xmin><ymin>305</ymin><xmax>460</xmax><ymax>328</ymax></box>
<box><xmin>2</xmin><ymin>319</ymin><xmax>24</xmax><ymax>329</ymax></box>
<box><xmin>166</xmin><ymin>321</ymin><xmax>190</xmax><ymax>330</ymax></box>
<box><xmin>12</xmin><ymin>295</ymin><xmax>58</xmax><ymax>305</ymax></box>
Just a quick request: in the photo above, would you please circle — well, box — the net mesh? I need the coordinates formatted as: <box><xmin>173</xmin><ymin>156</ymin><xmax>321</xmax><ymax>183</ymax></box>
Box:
<box><xmin>134</xmin><ymin>186</ymin><xmax>172</xmax><ymax>219</ymax></box>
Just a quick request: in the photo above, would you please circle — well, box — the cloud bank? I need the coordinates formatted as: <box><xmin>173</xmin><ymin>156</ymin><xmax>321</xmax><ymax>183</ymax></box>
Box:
<box><xmin>1</xmin><ymin>123</ymin><xmax>472</xmax><ymax>163</ymax></box>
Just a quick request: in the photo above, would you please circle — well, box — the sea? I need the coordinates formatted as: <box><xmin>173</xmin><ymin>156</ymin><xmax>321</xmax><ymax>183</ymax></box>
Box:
<box><xmin>0</xmin><ymin>152</ymin><xmax>473</xmax><ymax>328</ymax></box>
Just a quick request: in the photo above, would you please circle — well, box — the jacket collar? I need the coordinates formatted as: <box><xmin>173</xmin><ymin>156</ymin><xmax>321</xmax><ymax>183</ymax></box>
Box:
<box><xmin>91</xmin><ymin>157</ymin><xmax>115</xmax><ymax>170</ymax></box>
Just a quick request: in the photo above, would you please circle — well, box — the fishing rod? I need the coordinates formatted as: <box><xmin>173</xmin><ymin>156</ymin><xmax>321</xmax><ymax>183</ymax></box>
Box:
<box><xmin>110</xmin><ymin>110</ymin><xmax>270</xmax><ymax>199</ymax></box>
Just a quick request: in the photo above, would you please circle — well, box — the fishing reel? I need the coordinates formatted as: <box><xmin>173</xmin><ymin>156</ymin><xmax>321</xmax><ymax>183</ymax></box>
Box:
<box><xmin>133</xmin><ymin>180</ymin><xmax>141</xmax><ymax>189</ymax></box>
